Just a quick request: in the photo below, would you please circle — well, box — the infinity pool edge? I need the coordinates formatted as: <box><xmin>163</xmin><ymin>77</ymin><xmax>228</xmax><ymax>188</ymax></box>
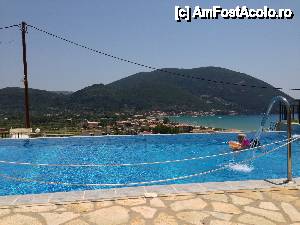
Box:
<box><xmin>1</xmin><ymin>177</ymin><xmax>299</xmax><ymax>207</ymax></box>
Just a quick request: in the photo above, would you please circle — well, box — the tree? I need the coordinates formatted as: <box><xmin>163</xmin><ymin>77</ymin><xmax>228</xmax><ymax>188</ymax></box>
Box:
<box><xmin>163</xmin><ymin>117</ymin><xmax>170</xmax><ymax>124</ymax></box>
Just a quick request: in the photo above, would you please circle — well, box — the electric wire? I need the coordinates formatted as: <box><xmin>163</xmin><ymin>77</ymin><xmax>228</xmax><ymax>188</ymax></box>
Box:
<box><xmin>27</xmin><ymin>24</ymin><xmax>282</xmax><ymax>90</ymax></box>
<box><xmin>0</xmin><ymin>24</ymin><xmax>20</xmax><ymax>30</ymax></box>
<box><xmin>0</xmin><ymin>23</ymin><xmax>295</xmax><ymax>90</ymax></box>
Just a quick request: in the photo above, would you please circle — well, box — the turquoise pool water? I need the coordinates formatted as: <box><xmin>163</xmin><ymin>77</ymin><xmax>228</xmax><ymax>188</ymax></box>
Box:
<box><xmin>0</xmin><ymin>132</ymin><xmax>299</xmax><ymax>196</ymax></box>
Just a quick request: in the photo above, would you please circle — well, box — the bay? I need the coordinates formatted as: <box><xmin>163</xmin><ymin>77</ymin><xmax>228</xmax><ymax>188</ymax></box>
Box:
<box><xmin>168</xmin><ymin>114</ymin><xmax>279</xmax><ymax>131</ymax></box>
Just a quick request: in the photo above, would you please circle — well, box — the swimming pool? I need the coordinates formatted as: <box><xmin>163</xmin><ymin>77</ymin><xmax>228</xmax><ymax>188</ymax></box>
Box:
<box><xmin>0</xmin><ymin>132</ymin><xmax>299</xmax><ymax>196</ymax></box>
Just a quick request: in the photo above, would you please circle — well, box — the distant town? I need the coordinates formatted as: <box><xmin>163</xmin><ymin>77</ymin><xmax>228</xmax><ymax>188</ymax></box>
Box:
<box><xmin>80</xmin><ymin>111</ymin><xmax>227</xmax><ymax>136</ymax></box>
<box><xmin>0</xmin><ymin>110</ymin><xmax>239</xmax><ymax>138</ymax></box>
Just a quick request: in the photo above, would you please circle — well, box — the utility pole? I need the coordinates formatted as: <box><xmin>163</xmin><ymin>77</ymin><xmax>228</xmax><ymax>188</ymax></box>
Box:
<box><xmin>21</xmin><ymin>21</ymin><xmax>30</xmax><ymax>128</ymax></box>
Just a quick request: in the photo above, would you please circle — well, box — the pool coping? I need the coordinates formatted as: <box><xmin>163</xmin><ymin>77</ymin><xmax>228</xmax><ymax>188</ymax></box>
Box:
<box><xmin>1</xmin><ymin>177</ymin><xmax>299</xmax><ymax>207</ymax></box>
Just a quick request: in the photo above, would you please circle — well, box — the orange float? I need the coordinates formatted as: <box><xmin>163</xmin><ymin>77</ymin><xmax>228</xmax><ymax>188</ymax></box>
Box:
<box><xmin>228</xmin><ymin>141</ymin><xmax>242</xmax><ymax>151</ymax></box>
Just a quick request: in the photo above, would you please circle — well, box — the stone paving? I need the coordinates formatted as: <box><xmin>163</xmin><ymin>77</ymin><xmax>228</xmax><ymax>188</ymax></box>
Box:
<box><xmin>0</xmin><ymin>180</ymin><xmax>300</xmax><ymax>225</ymax></box>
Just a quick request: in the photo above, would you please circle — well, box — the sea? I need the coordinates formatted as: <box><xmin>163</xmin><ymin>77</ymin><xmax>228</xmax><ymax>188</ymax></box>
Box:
<box><xmin>168</xmin><ymin>114</ymin><xmax>279</xmax><ymax>132</ymax></box>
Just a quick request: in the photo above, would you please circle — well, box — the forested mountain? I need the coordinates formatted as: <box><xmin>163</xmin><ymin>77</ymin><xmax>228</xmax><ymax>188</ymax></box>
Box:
<box><xmin>0</xmin><ymin>67</ymin><xmax>292</xmax><ymax>115</ymax></box>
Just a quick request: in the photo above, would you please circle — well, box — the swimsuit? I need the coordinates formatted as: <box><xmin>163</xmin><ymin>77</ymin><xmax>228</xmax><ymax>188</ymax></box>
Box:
<box><xmin>242</xmin><ymin>139</ymin><xmax>250</xmax><ymax>148</ymax></box>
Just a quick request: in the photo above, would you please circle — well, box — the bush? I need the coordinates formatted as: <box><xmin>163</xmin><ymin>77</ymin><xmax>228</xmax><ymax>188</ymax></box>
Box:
<box><xmin>152</xmin><ymin>124</ymin><xmax>179</xmax><ymax>134</ymax></box>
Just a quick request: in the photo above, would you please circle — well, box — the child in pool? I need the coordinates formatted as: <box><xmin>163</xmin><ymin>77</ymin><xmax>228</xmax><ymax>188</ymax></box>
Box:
<box><xmin>229</xmin><ymin>134</ymin><xmax>250</xmax><ymax>151</ymax></box>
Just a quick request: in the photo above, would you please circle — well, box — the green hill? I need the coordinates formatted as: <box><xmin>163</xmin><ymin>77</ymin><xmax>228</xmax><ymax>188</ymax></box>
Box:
<box><xmin>0</xmin><ymin>87</ymin><xmax>66</xmax><ymax>115</ymax></box>
<box><xmin>0</xmin><ymin>67</ymin><xmax>293</xmax><ymax>115</ymax></box>
<box><xmin>68</xmin><ymin>67</ymin><xmax>292</xmax><ymax>114</ymax></box>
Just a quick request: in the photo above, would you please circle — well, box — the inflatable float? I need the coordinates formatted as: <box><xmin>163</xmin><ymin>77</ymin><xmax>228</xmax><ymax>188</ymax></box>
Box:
<box><xmin>228</xmin><ymin>141</ymin><xmax>242</xmax><ymax>151</ymax></box>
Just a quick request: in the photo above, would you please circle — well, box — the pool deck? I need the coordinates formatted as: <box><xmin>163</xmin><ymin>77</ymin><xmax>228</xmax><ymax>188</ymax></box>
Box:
<box><xmin>0</xmin><ymin>178</ymin><xmax>300</xmax><ymax>224</ymax></box>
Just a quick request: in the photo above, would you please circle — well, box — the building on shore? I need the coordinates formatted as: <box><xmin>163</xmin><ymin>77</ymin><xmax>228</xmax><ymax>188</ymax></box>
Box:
<box><xmin>82</xmin><ymin>120</ymin><xmax>100</xmax><ymax>129</ymax></box>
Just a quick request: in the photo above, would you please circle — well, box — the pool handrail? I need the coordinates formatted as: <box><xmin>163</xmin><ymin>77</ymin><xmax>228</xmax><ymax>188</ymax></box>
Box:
<box><xmin>261</xmin><ymin>96</ymin><xmax>292</xmax><ymax>182</ymax></box>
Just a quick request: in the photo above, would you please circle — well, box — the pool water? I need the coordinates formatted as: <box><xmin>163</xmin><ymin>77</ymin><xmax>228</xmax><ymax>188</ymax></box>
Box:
<box><xmin>0</xmin><ymin>132</ymin><xmax>299</xmax><ymax>196</ymax></box>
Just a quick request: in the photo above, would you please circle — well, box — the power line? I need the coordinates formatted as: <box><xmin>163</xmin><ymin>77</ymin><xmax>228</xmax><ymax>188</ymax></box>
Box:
<box><xmin>27</xmin><ymin>24</ymin><xmax>282</xmax><ymax>90</ymax></box>
<box><xmin>0</xmin><ymin>24</ymin><xmax>20</xmax><ymax>30</ymax></box>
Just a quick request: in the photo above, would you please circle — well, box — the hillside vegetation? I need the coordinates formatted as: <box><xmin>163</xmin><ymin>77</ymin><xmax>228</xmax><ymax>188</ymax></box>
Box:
<box><xmin>0</xmin><ymin>67</ymin><xmax>292</xmax><ymax>115</ymax></box>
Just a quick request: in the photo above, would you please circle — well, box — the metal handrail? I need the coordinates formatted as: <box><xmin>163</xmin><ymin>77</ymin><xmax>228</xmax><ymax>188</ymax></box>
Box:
<box><xmin>263</xmin><ymin>96</ymin><xmax>292</xmax><ymax>182</ymax></box>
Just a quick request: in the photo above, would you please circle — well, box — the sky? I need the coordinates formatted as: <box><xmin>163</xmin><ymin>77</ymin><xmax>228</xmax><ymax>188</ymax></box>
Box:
<box><xmin>0</xmin><ymin>0</ymin><xmax>299</xmax><ymax>98</ymax></box>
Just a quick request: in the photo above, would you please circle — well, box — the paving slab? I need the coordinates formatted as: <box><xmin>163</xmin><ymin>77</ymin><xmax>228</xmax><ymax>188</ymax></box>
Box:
<box><xmin>0</xmin><ymin>178</ymin><xmax>299</xmax><ymax>224</ymax></box>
